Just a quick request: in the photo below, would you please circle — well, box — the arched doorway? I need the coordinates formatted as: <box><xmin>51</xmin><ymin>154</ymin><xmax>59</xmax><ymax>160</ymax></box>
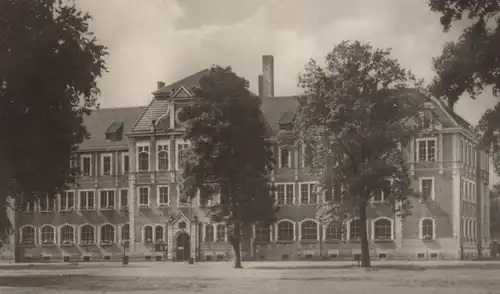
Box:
<box><xmin>176</xmin><ymin>232</ymin><xmax>190</xmax><ymax>261</ymax></box>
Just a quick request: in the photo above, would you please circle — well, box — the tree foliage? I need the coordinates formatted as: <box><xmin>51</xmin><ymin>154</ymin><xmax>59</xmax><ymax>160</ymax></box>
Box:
<box><xmin>491</xmin><ymin>184</ymin><xmax>500</xmax><ymax>241</ymax></box>
<box><xmin>294</xmin><ymin>41</ymin><xmax>425</xmax><ymax>267</ymax></box>
<box><xmin>181</xmin><ymin>66</ymin><xmax>276</xmax><ymax>268</ymax></box>
<box><xmin>0</xmin><ymin>0</ymin><xmax>107</xmax><ymax>244</ymax></box>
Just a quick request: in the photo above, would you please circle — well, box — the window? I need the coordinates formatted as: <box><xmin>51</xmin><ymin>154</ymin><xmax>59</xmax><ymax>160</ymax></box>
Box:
<box><xmin>80</xmin><ymin>225</ymin><xmax>95</xmax><ymax>245</ymax></box>
<box><xmin>60</xmin><ymin>191</ymin><xmax>74</xmax><ymax>211</ymax></box>
<box><xmin>100</xmin><ymin>224</ymin><xmax>115</xmax><ymax>245</ymax></box>
<box><xmin>158</xmin><ymin>186</ymin><xmax>169</xmax><ymax>205</ymax></box>
<box><xmin>40</xmin><ymin>225</ymin><xmax>55</xmax><ymax>245</ymax></box>
<box><xmin>349</xmin><ymin>220</ymin><xmax>361</xmax><ymax>241</ymax></box>
<box><xmin>373</xmin><ymin>218</ymin><xmax>392</xmax><ymax>240</ymax></box>
<box><xmin>421</xmin><ymin>218</ymin><xmax>434</xmax><ymax>240</ymax></box>
<box><xmin>20</xmin><ymin>198</ymin><xmax>35</xmax><ymax>213</ymax></box>
<box><xmin>39</xmin><ymin>195</ymin><xmax>55</xmax><ymax>212</ymax></box>
<box><xmin>79</xmin><ymin>191</ymin><xmax>95</xmax><ymax>210</ymax></box>
<box><xmin>276</xmin><ymin>183</ymin><xmax>294</xmax><ymax>205</ymax></box>
<box><xmin>101</xmin><ymin>154</ymin><xmax>112</xmax><ymax>175</ymax></box>
<box><xmin>372</xmin><ymin>190</ymin><xmax>385</xmax><ymax>203</ymax></box>
<box><xmin>301</xmin><ymin>143</ymin><xmax>314</xmax><ymax>168</ymax></box>
<box><xmin>121</xmin><ymin>224</ymin><xmax>130</xmax><ymax>242</ymax></box>
<box><xmin>300</xmin><ymin>220</ymin><xmax>318</xmax><ymax>241</ymax></box>
<box><xmin>143</xmin><ymin>225</ymin><xmax>153</xmax><ymax>244</ymax></box>
<box><xmin>177</xmin><ymin>186</ymin><xmax>188</xmax><ymax>207</ymax></box>
<box><xmin>157</xmin><ymin>142</ymin><xmax>169</xmax><ymax>171</ymax></box>
<box><xmin>205</xmin><ymin>225</ymin><xmax>214</xmax><ymax>242</ymax></box>
<box><xmin>60</xmin><ymin>225</ymin><xmax>75</xmax><ymax>245</ymax></box>
<box><xmin>177</xmin><ymin>142</ymin><xmax>190</xmax><ymax>170</ymax></box>
<box><xmin>120</xmin><ymin>189</ymin><xmax>128</xmax><ymax>210</ymax></box>
<box><xmin>99</xmin><ymin>190</ymin><xmax>115</xmax><ymax>210</ymax></box>
<box><xmin>216</xmin><ymin>224</ymin><xmax>226</xmax><ymax>242</ymax></box>
<box><xmin>121</xmin><ymin>153</ymin><xmax>129</xmax><ymax>174</ymax></box>
<box><xmin>417</xmin><ymin>138</ymin><xmax>436</xmax><ymax>162</ymax></box>
<box><xmin>138</xmin><ymin>187</ymin><xmax>149</xmax><ymax>207</ymax></box>
<box><xmin>300</xmin><ymin>183</ymin><xmax>318</xmax><ymax>204</ymax></box>
<box><xmin>254</xmin><ymin>223</ymin><xmax>271</xmax><ymax>243</ymax></box>
<box><xmin>20</xmin><ymin>226</ymin><xmax>35</xmax><ymax>245</ymax></box>
<box><xmin>137</xmin><ymin>144</ymin><xmax>150</xmax><ymax>172</ymax></box>
<box><xmin>420</xmin><ymin>178</ymin><xmax>434</xmax><ymax>201</ymax></box>
<box><xmin>155</xmin><ymin>225</ymin><xmax>164</xmax><ymax>243</ymax></box>
<box><xmin>276</xmin><ymin>220</ymin><xmax>294</xmax><ymax>242</ymax></box>
<box><xmin>81</xmin><ymin>154</ymin><xmax>92</xmax><ymax>176</ymax></box>
<box><xmin>325</xmin><ymin>224</ymin><xmax>342</xmax><ymax>241</ymax></box>
<box><xmin>279</xmin><ymin>148</ymin><xmax>291</xmax><ymax>168</ymax></box>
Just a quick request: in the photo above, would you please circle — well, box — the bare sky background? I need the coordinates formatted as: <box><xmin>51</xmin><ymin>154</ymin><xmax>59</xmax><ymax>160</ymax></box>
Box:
<box><xmin>76</xmin><ymin>0</ymin><xmax>500</xmax><ymax>183</ymax></box>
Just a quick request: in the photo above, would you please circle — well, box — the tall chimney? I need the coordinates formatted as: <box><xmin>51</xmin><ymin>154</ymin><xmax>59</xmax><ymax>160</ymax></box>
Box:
<box><xmin>262</xmin><ymin>55</ymin><xmax>274</xmax><ymax>98</ymax></box>
<box><xmin>258</xmin><ymin>75</ymin><xmax>263</xmax><ymax>98</ymax></box>
<box><xmin>157</xmin><ymin>81</ymin><xmax>165</xmax><ymax>90</ymax></box>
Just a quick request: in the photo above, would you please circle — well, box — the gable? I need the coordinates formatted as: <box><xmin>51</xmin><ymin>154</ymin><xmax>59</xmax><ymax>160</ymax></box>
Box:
<box><xmin>172</xmin><ymin>86</ymin><xmax>193</xmax><ymax>99</ymax></box>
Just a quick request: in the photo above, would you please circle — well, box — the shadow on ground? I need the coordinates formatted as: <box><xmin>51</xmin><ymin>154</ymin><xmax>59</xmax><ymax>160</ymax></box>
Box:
<box><xmin>251</xmin><ymin>263</ymin><xmax>500</xmax><ymax>271</ymax></box>
<box><xmin>0</xmin><ymin>263</ymin><xmax>148</xmax><ymax>271</ymax></box>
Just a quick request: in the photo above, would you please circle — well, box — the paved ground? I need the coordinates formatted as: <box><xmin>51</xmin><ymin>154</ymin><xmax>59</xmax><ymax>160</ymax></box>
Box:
<box><xmin>1</xmin><ymin>260</ymin><xmax>500</xmax><ymax>293</ymax></box>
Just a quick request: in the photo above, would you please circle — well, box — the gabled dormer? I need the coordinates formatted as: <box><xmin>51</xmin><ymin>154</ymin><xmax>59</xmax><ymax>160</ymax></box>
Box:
<box><xmin>105</xmin><ymin>121</ymin><xmax>124</xmax><ymax>142</ymax></box>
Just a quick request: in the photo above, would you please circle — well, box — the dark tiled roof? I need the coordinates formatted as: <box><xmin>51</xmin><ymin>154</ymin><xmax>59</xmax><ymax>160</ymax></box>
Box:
<box><xmin>152</xmin><ymin>69</ymin><xmax>211</xmax><ymax>96</ymax></box>
<box><xmin>260</xmin><ymin>96</ymin><xmax>299</xmax><ymax>135</ymax></box>
<box><xmin>78</xmin><ymin>106</ymin><xmax>146</xmax><ymax>151</ymax></box>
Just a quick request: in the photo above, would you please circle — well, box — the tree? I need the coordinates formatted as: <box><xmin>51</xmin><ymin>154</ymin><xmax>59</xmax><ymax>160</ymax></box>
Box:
<box><xmin>0</xmin><ymin>0</ymin><xmax>107</xmax><ymax>247</ymax></box>
<box><xmin>428</xmin><ymin>0</ymin><xmax>500</xmax><ymax>172</ymax></box>
<box><xmin>491</xmin><ymin>184</ymin><xmax>500</xmax><ymax>241</ymax></box>
<box><xmin>181</xmin><ymin>66</ymin><xmax>276</xmax><ymax>268</ymax></box>
<box><xmin>293</xmin><ymin>41</ymin><xmax>425</xmax><ymax>267</ymax></box>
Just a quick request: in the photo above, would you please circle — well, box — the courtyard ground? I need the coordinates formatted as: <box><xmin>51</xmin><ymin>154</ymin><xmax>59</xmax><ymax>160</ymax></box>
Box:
<box><xmin>0</xmin><ymin>260</ymin><xmax>500</xmax><ymax>294</ymax></box>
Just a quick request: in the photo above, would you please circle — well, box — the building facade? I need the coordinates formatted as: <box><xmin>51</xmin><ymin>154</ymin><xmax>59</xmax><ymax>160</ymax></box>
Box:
<box><xmin>1</xmin><ymin>55</ymin><xmax>492</xmax><ymax>263</ymax></box>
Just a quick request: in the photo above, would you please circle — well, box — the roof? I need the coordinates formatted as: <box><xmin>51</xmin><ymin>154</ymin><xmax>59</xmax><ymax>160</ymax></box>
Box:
<box><xmin>78</xmin><ymin>106</ymin><xmax>146</xmax><ymax>151</ymax></box>
<box><xmin>260</xmin><ymin>96</ymin><xmax>299</xmax><ymax>136</ymax></box>
<box><xmin>152</xmin><ymin>69</ymin><xmax>210</xmax><ymax>96</ymax></box>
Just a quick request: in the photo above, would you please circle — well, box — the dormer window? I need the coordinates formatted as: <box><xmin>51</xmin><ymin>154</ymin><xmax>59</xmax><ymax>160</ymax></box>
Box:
<box><xmin>105</xmin><ymin>121</ymin><xmax>124</xmax><ymax>142</ymax></box>
<box><xmin>278</xmin><ymin>111</ymin><xmax>295</xmax><ymax>131</ymax></box>
<box><xmin>279</xmin><ymin>148</ymin><xmax>291</xmax><ymax>168</ymax></box>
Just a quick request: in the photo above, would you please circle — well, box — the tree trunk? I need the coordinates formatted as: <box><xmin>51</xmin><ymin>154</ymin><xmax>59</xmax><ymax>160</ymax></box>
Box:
<box><xmin>359</xmin><ymin>203</ymin><xmax>371</xmax><ymax>268</ymax></box>
<box><xmin>231</xmin><ymin>220</ymin><xmax>243</xmax><ymax>268</ymax></box>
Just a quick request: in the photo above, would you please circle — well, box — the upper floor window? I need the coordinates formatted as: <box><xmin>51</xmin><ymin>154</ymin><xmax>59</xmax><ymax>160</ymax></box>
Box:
<box><xmin>137</xmin><ymin>144</ymin><xmax>150</xmax><ymax>172</ymax></box>
<box><xmin>60</xmin><ymin>191</ymin><xmax>75</xmax><ymax>211</ymax></box>
<box><xmin>101</xmin><ymin>153</ymin><xmax>112</xmax><ymax>175</ymax></box>
<box><xmin>39</xmin><ymin>194</ymin><xmax>55</xmax><ymax>212</ymax></box>
<box><xmin>420</xmin><ymin>177</ymin><xmax>435</xmax><ymax>201</ymax></box>
<box><xmin>158</xmin><ymin>186</ymin><xmax>169</xmax><ymax>206</ymax></box>
<box><xmin>121</xmin><ymin>153</ymin><xmax>129</xmax><ymax>174</ymax></box>
<box><xmin>81</xmin><ymin>154</ymin><xmax>92</xmax><ymax>176</ymax></box>
<box><xmin>301</xmin><ymin>144</ymin><xmax>314</xmax><ymax>168</ymax></box>
<box><xmin>120</xmin><ymin>189</ymin><xmax>128</xmax><ymax>210</ymax></box>
<box><xmin>279</xmin><ymin>147</ymin><xmax>291</xmax><ymax>168</ymax></box>
<box><xmin>275</xmin><ymin>183</ymin><xmax>294</xmax><ymax>205</ymax></box>
<box><xmin>300</xmin><ymin>182</ymin><xmax>317</xmax><ymax>204</ymax></box>
<box><xmin>416</xmin><ymin>138</ymin><xmax>436</xmax><ymax>162</ymax></box>
<box><xmin>177</xmin><ymin>142</ymin><xmax>190</xmax><ymax>170</ymax></box>
<box><xmin>99</xmin><ymin>190</ymin><xmax>115</xmax><ymax>210</ymax></box>
<box><xmin>157</xmin><ymin>142</ymin><xmax>169</xmax><ymax>171</ymax></box>
<box><xmin>79</xmin><ymin>190</ymin><xmax>95</xmax><ymax>211</ymax></box>
<box><xmin>138</xmin><ymin>187</ymin><xmax>149</xmax><ymax>207</ymax></box>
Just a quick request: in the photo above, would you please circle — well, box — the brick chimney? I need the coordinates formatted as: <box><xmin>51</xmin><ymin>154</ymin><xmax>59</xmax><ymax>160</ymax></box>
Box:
<box><xmin>157</xmin><ymin>81</ymin><xmax>165</xmax><ymax>90</ymax></box>
<box><xmin>261</xmin><ymin>55</ymin><xmax>274</xmax><ymax>98</ymax></box>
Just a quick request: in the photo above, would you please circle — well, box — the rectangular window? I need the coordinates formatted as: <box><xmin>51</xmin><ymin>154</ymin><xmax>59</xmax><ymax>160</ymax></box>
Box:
<box><xmin>417</xmin><ymin>139</ymin><xmax>436</xmax><ymax>162</ymax></box>
<box><xmin>420</xmin><ymin>178</ymin><xmax>434</xmax><ymax>201</ymax></box>
<box><xmin>121</xmin><ymin>153</ymin><xmax>129</xmax><ymax>174</ymax></box>
<box><xmin>177</xmin><ymin>142</ymin><xmax>190</xmax><ymax>170</ymax></box>
<box><xmin>101</xmin><ymin>154</ymin><xmax>112</xmax><ymax>175</ymax></box>
<box><xmin>79</xmin><ymin>191</ymin><xmax>95</xmax><ymax>211</ymax></box>
<box><xmin>60</xmin><ymin>191</ymin><xmax>74</xmax><ymax>211</ymax></box>
<box><xmin>138</xmin><ymin>187</ymin><xmax>149</xmax><ymax>207</ymax></box>
<box><xmin>177</xmin><ymin>186</ymin><xmax>189</xmax><ymax>206</ymax></box>
<box><xmin>157</xmin><ymin>143</ymin><xmax>169</xmax><ymax>171</ymax></box>
<box><xmin>158</xmin><ymin>186</ymin><xmax>169</xmax><ymax>205</ymax></box>
<box><xmin>279</xmin><ymin>148</ymin><xmax>291</xmax><ymax>168</ymax></box>
<box><xmin>81</xmin><ymin>154</ymin><xmax>92</xmax><ymax>176</ymax></box>
<box><xmin>39</xmin><ymin>195</ymin><xmax>55</xmax><ymax>212</ymax></box>
<box><xmin>120</xmin><ymin>189</ymin><xmax>128</xmax><ymax>210</ymax></box>
<box><xmin>137</xmin><ymin>144</ymin><xmax>150</xmax><ymax>172</ymax></box>
<box><xmin>300</xmin><ymin>183</ymin><xmax>317</xmax><ymax>204</ymax></box>
<box><xmin>276</xmin><ymin>183</ymin><xmax>294</xmax><ymax>205</ymax></box>
<box><xmin>301</xmin><ymin>144</ymin><xmax>313</xmax><ymax>168</ymax></box>
<box><xmin>99</xmin><ymin>190</ymin><xmax>115</xmax><ymax>210</ymax></box>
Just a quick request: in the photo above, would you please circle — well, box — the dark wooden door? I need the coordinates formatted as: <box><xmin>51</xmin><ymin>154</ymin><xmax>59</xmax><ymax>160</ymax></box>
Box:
<box><xmin>176</xmin><ymin>233</ymin><xmax>190</xmax><ymax>261</ymax></box>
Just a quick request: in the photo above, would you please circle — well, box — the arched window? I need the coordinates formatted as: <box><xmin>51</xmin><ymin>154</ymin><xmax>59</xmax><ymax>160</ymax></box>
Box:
<box><xmin>373</xmin><ymin>218</ymin><xmax>392</xmax><ymax>240</ymax></box>
<box><xmin>100</xmin><ymin>224</ymin><xmax>115</xmax><ymax>244</ymax></box>
<box><xmin>121</xmin><ymin>224</ymin><xmax>130</xmax><ymax>242</ymax></box>
<box><xmin>421</xmin><ymin>218</ymin><xmax>434</xmax><ymax>240</ymax></box>
<box><xmin>254</xmin><ymin>223</ymin><xmax>271</xmax><ymax>243</ymax></box>
<box><xmin>157</xmin><ymin>144</ymin><xmax>169</xmax><ymax>171</ymax></box>
<box><xmin>325</xmin><ymin>224</ymin><xmax>342</xmax><ymax>241</ymax></box>
<box><xmin>81</xmin><ymin>225</ymin><xmax>95</xmax><ymax>245</ymax></box>
<box><xmin>216</xmin><ymin>224</ymin><xmax>226</xmax><ymax>242</ymax></box>
<box><xmin>143</xmin><ymin>225</ymin><xmax>153</xmax><ymax>244</ymax></box>
<box><xmin>20</xmin><ymin>226</ymin><xmax>35</xmax><ymax>245</ymax></box>
<box><xmin>60</xmin><ymin>225</ymin><xmax>75</xmax><ymax>245</ymax></box>
<box><xmin>155</xmin><ymin>225</ymin><xmax>164</xmax><ymax>243</ymax></box>
<box><xmin>205</xmin><ymin>225</ymin><xmax>214</xmax><ymax>242</ymax></box>
<box><xmin>277</xmin><ymin>220</ymin><xmax>294</xmax><ymax>242</ymax></box>
<box><xmin>41</xmin><ymin>225</ymin><xmax>55</xmax><ymax>245</ymax></box>
<box><xmin>138</xmin><ymin>145</ymin><xmax>149</xmax><ymax>171</ymax></box>
<box><xmin>349</xmin><ymin>220</ymin><xmax>361</xmax><ymax>241</ymax></box>
<box><xmin>300</xmin><ymin>220</ymin><xmax>318</xmax><ymax>241</ymax></box>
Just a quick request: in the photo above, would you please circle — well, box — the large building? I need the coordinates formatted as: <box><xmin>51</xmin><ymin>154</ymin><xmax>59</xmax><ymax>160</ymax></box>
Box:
<box><xmin>1</xmin><ymin>55</ymin><xmax>492</xmax><ymax>262</ymax></box>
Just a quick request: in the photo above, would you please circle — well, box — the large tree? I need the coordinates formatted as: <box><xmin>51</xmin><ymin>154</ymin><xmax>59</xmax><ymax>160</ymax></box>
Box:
<box><xmin>428</xmin><ymin>0</ymin><xmax>500</xmax><ymax>169</ymax></box>
<box><xmin>294</xmin><ymin>41</ymin><xmax>425</xmax><ymax>267</ymax></box>
<box><xmin>0</xmin><ymin>0</ymin><xmax>107</xmax><ymax>246</ymax></box>
<box><xmin>181</xmin><ymin>66</ymin><xmax>276</xmax><ymax>268</ymax></box>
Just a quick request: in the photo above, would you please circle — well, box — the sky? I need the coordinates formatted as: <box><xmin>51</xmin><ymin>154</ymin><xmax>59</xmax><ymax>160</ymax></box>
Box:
<box><xmin>76</xmin><ymin>0</ymin><xmax>499</xmax><ymax>183</ymax></box>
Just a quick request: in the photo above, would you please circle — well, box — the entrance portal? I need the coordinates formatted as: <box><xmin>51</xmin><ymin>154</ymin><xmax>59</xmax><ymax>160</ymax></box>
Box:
<box><xmin>176</xmin><ymin>232</ymin><xmax>190</xmax><ymax>261</ymax></box>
